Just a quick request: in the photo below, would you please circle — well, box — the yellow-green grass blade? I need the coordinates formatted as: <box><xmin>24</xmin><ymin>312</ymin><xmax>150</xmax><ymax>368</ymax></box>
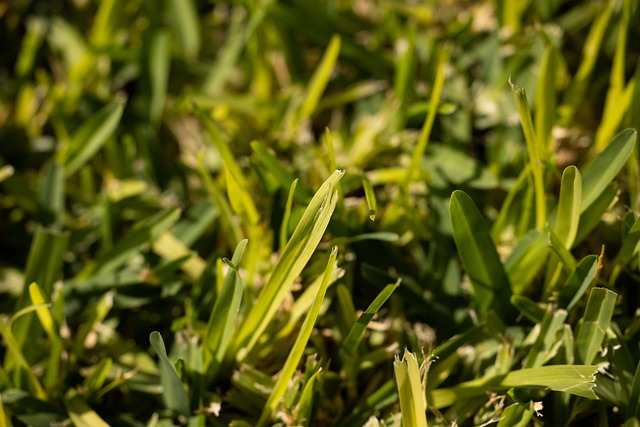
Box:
<box><xmin>298</xmin><ymin>35</ymin><xmax>341</xmax><ymax>124</ymax></box>
<box><xmin>558</xmin><ymin>2</ymin><xmax>612</xmax><ymax>125</ymax></box>
<box><xmin>60</xmin><ymin>99</ymin><xmax>125</xmax><ymax>177</ymax></box>
<box><xmin>428</xmin><ymin>364</ymin><xmax>598</xmax><ymax>408</ymax></box>
<box><xmin>450</xmin><ymin>190</ymin><xmax>512</xmax><ymax>318</ymax></box>
<box><xmin>340</xmin><ymin>280</ymin><xmax>399</xmax><ymax>357</ymax></box>
<box><xmin>27</xmin><ymin>283</ymin><xmax>55</xmax><ymax>341</ymax></box>
<box><xmin>405</xmin><ymin>45</ymin><xmax>450</xmax><ymax>187</ymax></box>
<box><xmin>83</xmin><ymin>357</ymin><xmax>113</xmax><ymax>394</ymax></box>
<box><xmin>595</xmin><ymin>0</ymin><xmax>634</xmax><ymax>151</ymax></box>
<box><xmin>575</xmin><ymin>287</ymin><xmax>616</xmax><ymax>365</ymax></box>
<box><xmin>0</xmin><ymin>319</ymin><xmax>46</xmax><ymax>399</ymax></box>
<box><xmin>555</xmin><ymin>166</ymin><xmax>582</xmax><ymax>248</ymax></box>
<box><xmin>496</xmin><ymin>402</ymin><xmax>534</xmax><ymax>427</ymax></box>
<box><xmin>232</xmin><ymin>170</ymin><xmax>344</xmax><ymax>360</ymax></box>
<box><xmin>149</xmin><ymin>332</ymin><xmax>190</xmax><ymax>417</ymax></box>
<box><xmin>280</xmin><ymin>179</ymin><xmax>298</xmax><ymax>250</ymax></box>
<box><xmin>257</xmin><ymin>246</ymin><xmax>338</xmax><ymax>427</ymax></box>
<box><xmin>202</xmin><ymin>240</ymin><xmax>247</xmax><ymax>381</ymax></box>
<box><xmin>535</xmin><ymin>44</ymin><xmax>558</xmax><ymax>158</ymax></box>
<box><xmin>64</xmin><ymin>394</ymin><xmax>109</xmax><ymax>427</ymax></box>
<box><xmin>510</xmin><ymin>79</ymin><xmax>546</xmax><ymax>231</ymax></box>
<box><xmin>151</xmin><ymin>232</ymin><xmax>206</xmax><ymax>281</ymax></box>
<box><xmin>394</xmin><ymin>349</ymin><xmax>427</xmax><ymax>427</ymax></box>
<box><xmin>362</xmin><ymin>177</ymin><xmax>377</xmax><ymax>221</ymax></box>
<box><xmin>610</xmin><ymin>215</ymin><xmax>640</xmax><ymax>285</ymax></box>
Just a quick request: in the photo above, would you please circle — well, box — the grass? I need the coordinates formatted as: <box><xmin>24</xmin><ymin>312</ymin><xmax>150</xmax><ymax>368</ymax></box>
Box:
<box><xmin>1</xmin><ymin>0</ymin><xmax>640</xmax><ymax>426</ymax></box>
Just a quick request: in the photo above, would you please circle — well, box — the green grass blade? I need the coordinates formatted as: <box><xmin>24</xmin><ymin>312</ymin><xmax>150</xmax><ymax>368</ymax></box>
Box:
<box><xmin>280</xmin><ymin>179</ymin><xmax>298</xmax><ymax>250</ymax></box>
<box><xmin>168</xmin><ymin>0</ymin><xmax>200</xmax><ymax>58</ymax></box>
<box><xmin>429</xmin><ymin>364</ymin><xmax>598</xmax><ymax>408</ymax></box>
<box><xmin>298</xmin><ymin>35</ymin><xmax>341</xmax><ymax>123</ymax></box>
<box><xmin>257</xmin><ymin>246</ymin><xmax>338</xmax><ymax>427</ymax></box>
<box><xmin>523</xmin><ymin>307</ymin><xmax>568</xmax><ymax>368</ymax></box>
<box><xmin>505</xmin><ymin>230</ymin><xmax>547</xmax><ymax>295</ymax></box>
<box><xmin>558</xmin><ymin>255</ymin><xmax>598</xmax><ymax>311</ymax></box>
<box><xmin>610</xmin><ymin>215</ymin><xmax>640</xmax><ymax>284</ymax></box>
<box><xmin>38</xmin><ymin>161</ymin><xmax>64</xmax><ymax>228</ymax></box>
<box><xmin>362</xmin><ymin>177</ymin><xmax>377</xmax><ymax>221</ymax></box>
<box><xmin>232</xmin><ymin>170</ymin><xmax>344</xmax><ymax>360</ymax></box>
<box><xmin>203</xmin><ymin>240</ymin><xmax>247</xmax><ymax>380</ymax></box>
<box><xmin>510</xmin><ymin>295</ymin><xmax>545</xmax><ymax>323</ymax></box>
<box><xmin>535</xmin><ymin>45</ymin><xmax>557</xmax><ymax>158</ymax></box>
<box><xmin>83</xmin><ymin>357</ymin><xmax>113</xmax><ymax>394</ymax></box>
<box><xmin>547</xmin><ymin>227</ymin><xmax>577</xmax><ymax>274</ymax></box>
<box><xmin>406</xmin><ymin>45</ymin><xmax>450</xmax><ymax>186</ymax></box>
<box><xmin>0</xmin><ymin>320</ymin><xmax>46</xmax><ymax>399</ymax></box>
<box><xmin>64</xmin><ymin>394</ymin><xmax>109</xmax><ymax>427</ymax></box>
<box><xmin>61</xmin><ymin>99</ymin><xmax>125</xmax><ymax>177</ymax></box>
<box><xmin>575</xmin><ymin>287</ymin><xmax>617</xmax><ymax>365</ymax></box>
<box><xmin>27</xmin><ymin>283</ymin><xmax>55</xmax><ymax>340</ymax></box>
<box><xmin>510</xmin><ymin>79</ymin><xmax>546</xmax><ymax>230</ymax></box>
<box><xmin>628</xmin><ymin>359</ymin><xmax>640</xmax><ymax>419</ymax></box>
<box><xmin>251</xmin><ymin>141</ymin><xmax>310</xmax><ymax>203</ymax></box>
<box><xmin>580</xmin><ymin>129</ymin><xmax>636</xmax><ymax>212</ymax></box>
<box><xmin>149</xmin><ymin>332</ymin><xmax>190</xmax><ymax>417</ymax></box>
<box><xmin>555</xmin><ymin>166</ymin><xmax>582</xmax><ymax>248</ymax></box>
<box><xmin>497</xmin><ymin>403</ymin><xmax>534</xmax><ymax>427</ymax></box>
<box><xmin>449</xmin><ymin>190</ymin><xmax>512</xmax><ymax>317</ymax></box>
<box><xmin>394</xmin><ymin>349</ymin><xmax>427</xmax><ymax>427</ymax></box>
<box><xmin>151</xmin><ymin>232</ymin><xmax>206</xmax><ymax>281</ymax></box>
<box><xmin>341</xmin><ymin>280</ymin><xmax>399</xmax><ymax>357</ymax></box>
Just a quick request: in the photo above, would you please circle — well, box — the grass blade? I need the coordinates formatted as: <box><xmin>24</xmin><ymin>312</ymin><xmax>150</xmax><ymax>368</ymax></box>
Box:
<box><xmin>149</xmin><ymin>331</ymin><xmax>190</xmax><ymax>417</ymax></box>
<box><xmin>394</xmin><ymin>349</ymin><xmax>427</xmax><ymax>427</ymax></box>
<box><xmin>64</xmin><ymin>394</ymin><xmax>109</xmax><ymax>427</ymax></box>
<box><xmin>558</xmin><ymin>255</ymin><xmax>598</xmax><ymax>311</ymax></box>
<box><xmin>341</xmin><ymin>280</ymin><xmax>399</xmax><ymax>357</ymax></box>
<box><xmin>257</xmin><ymin>247</ymin><xmax>338</xmax><ymax>427</ymax></box>
<box><xmin>555</xmin><ymin>166</ymin><xmax>582</xmax><ymax>248</ymax></box>
<box><xmin>581</xmin><ymin>129</ymin><xmax>636</xmax><ymax>212</ymax></box>
<box><xmin>203</xmin><ymin>240</ymin><xmax>247</xmax><ymax>380</ymax></box>
<box><xmin>575</xmin><ymin>287</ymin><xmax>616</xmax><ymax>365</ymax></box>
<box><xmin>61</xmin><ymin>99</ymin><xmax>125</xmax><ymax>177</ymax></box>
<box><xmin>232</xmin><ymin>170</ymin><xmax>344</xmax><ymax>359</ymax></box>
<box><xmin>449</xmin><ymin>190</ymin><xmax>512</xmax><ymax>318</ymax></box>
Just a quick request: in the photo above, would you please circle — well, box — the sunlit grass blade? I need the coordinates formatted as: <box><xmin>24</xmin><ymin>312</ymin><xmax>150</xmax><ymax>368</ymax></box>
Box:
<box><xmin>555</xmin><ymin>166</ymin><xmax>582</xmax><ymax>247</ymax></box>
<box><xmin>280</xmin><ymin>179</ymin><xmax>298</xmax><ymax>250</ymax></box>
<box><xmin>405</xmin><ymin>45</ymin><xmax>450</xmax><ymax>186</ymax></box>
<box><xmin>83</xmin><ymin>357</ymin><xmax>113</xmax><ymax>394</ymax></box>
<box><xmin>394</xmin><ymin>349</ymin><xmax>427</xmax><ymax>427</ymax></box>
<box><xmin>60</xmin><ymin>99</ymin><xmax>125</xmax><ymax>177</ymax></box>
<box><xmin>341</xmin><ymin>280</ymin><xmax>399</xmax><ymax>357</ymax></box>
<box><xmin>523</xmin><ymin>307</ymin><xmax>567</xmax><ymax>368</ymax></box>
<box><xmin>558</xmin><ymin>3</ymin><xmax>612</xmax><ymax>124</ymax></box>
<box><xmin>510</xmin><ymin>79</ymin><xmax>546</xmax><ymax>230</ymax></box>
<box><xmin>64</xmin><ymin>394</ymin><xmax>109</xmax><ymax>427</ymax></box>
<box><xmin>428</xmin><ymin>364</ymin><xmax>598</xmax><ymax>408</ymax></box>
<box><xmin>298</xmin><ymin>35</ymin><xmax>341</xmax><ymax>123</ymax></box>
<box><xmin>27</xmin><ymin>283</ymin><xmax>55</xmax><ymax>341</ymax></box>
<box><xmin>497</xmin><ymin>402</ymin><xmax>534</xmax><ymax>427</ymax></box>
<box><xmin>149</xmin><ymin>331</ymin><xmax>190</xmax><ymax>417</ymax></box>
<box><xmin>362</xmin><ymin>177</ymin><xmax>377</xmax><ymax>221</ymax></box>
<box><xmin>547</xmin><ymin>227</ymin><xmax>577</xmax><ymax>274</ymax></box>
<box><xmin>535</xmin><ymin>44</ymin><xmax>557</xmax><ymax>157</ymax></box>
<box><xmin>257</xmin><ymin>246</ymin><xmax>337</xmax><ymax>427</ymax></box>
<box><xmin>449</xmin><ymin>190</ymin><xmax>512</xmax><ymax>318</ymax></box>
<box><xmin>231</xmin><ymin>170</ymin><xmax>343</xmax><ymax>360</ymax></box>
<box><xmin>202</xmin><ymin>240</ymin><xmax>247</xmax><ymax>381</ymax></box>
<box><xmin>575</xmin><ymin>287</ymin><xmax>616</xmax><ymax>365</ymax></box>
<box><xmin>151</xmin><ymin>232</ymin><xmax>206</xmax><ymax>281</ymax></box>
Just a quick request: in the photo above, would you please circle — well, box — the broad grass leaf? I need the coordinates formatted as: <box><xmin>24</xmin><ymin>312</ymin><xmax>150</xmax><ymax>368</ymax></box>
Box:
<box><xmin>575</xmin><ymin>287</ymin><xmax>617</xmax><ymax>365</ymax></box>
<box><xmin>449</xmin><ymin>190</ymin><xmax>512</xmax><ymax>318</ymax></box>
<box><xmin>581</xmin><ymin>129</ymin><xmax>636</xmax><ymax>212</ymax></box>
<box><xmin>149</xmin><ymin>331</ymin><xmax>190</xmax><ymax>417</ymax></box>
<box><xmin>64</xmin><ymin>394</ymin><xmax>109</xmax><ymax>427</ymax></box>
<box><xmin>505</xmin><ymin>230</ymin><xmax>547</xmax><ymax>294</ymax></box>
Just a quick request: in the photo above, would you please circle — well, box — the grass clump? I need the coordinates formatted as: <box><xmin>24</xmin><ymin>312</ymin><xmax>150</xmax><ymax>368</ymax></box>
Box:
<box><xmin>1</xmin><ymin>0</ymin><xmax>640</xmax><ymax>426</ymax></box>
